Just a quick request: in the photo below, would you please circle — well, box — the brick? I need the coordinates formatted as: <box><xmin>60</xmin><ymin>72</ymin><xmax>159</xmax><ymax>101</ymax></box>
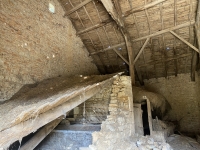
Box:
<box><xmin>0</xmin><ymin>0</ymin><xmax>99</xmax><ymax>101</ymax></box>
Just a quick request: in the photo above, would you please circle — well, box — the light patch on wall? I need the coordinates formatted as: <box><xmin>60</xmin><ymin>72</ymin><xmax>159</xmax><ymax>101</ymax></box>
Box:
<box><xmin>49</xmin><ymin>3</ymin><xmax>55</xmax><ymax>13</ymax></box>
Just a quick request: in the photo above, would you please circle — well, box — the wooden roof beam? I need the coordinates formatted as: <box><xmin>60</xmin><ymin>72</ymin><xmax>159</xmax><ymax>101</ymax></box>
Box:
<box><xmin>113</xmin><ymin>49</ymin><xmax>129</xmax><ymax>65</ymax></box>
<box><xmin>134</xmin><ymin>38</ymin><xmax>150</xmax><ymax>64</ymax></box>
<box><xmin>91</xmin><ymin>21</ymin><xmax>195</xmax><ymax>55</ymax></box>
<box><xmin>75</xmin><ymin>0</ymin><xmax>167</xmax><ymax>35</ymax></box>
<box><xmin>20</xmin><ymin>116</ymin><xmax>64</xmax><ymax>150</ymax></box>
<box><xmin>170</xmin><ymin>31</ymin><xmax>199</xmax><ymax>53</ymax></box>
<box><xmin>192</xmin><ymin>0</ymin><xmax>200</xmax><ymax>81</ymax></box>
<box><xmin>101</xmin><ymin>0</ymin><xmax>137</xmax><ymax>85</ymax></box>
<box><xmin>0</xmin><ymin>76</ymin><xmax>115</xmax><ymax>149</ymax></box>
<box><xmin>77</xmin><ymin>19</ymin><xmax>112</xmax><ymax>35</ymax></box>
<box><xmin>64</xmin><ymin>0</ymin><xmax>93</xmax><ymax>17</ymax></box>
<box><xmin>138</xmin><ymin>53</ymin><xmax>191</xmax><ymax>67</ymax></box>
<box><xmin>124</xmin><ymin>0</ymin><xmax>167</xmax><ymax>17</ymax></box>
<box><xmin>100</xmin><ymin>0</ymin><xmax>124</xmax><ymax>27</ymax></box>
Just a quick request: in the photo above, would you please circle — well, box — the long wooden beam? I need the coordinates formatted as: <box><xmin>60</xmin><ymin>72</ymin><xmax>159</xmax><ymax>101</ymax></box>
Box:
<box><xmin>113</xmin><ymin>49</ymin><xmax>129</xmax><ymax>65</ymax></box>
<box><xmin>192</xmin><ymin>0</ymin><xmax>200</xmax><ymax>81</ymax></box>
<box><xmin>123</xmin><ymin>33</ymin><xmax>137</xmax><ymax>85</ymax></box>
<box><xmin>90</xmin><ymin>42</ymin><xmax>125</xmax><ymax>55</ymax></box>
<box><xmin>0</xmin><ymin>76</ymin><xmax>115</xmax><ymax>149</ymax></box>
<box><xmin>91</xmin><ymin>21</ymin><xmax>195</xmax><ymax>55</ymax></box>
<box><xmin>20</xmin><ymin>116</ymin><xmax>64</xmax><ymax>150</ymax></box>
<box><xmin>77</xmin><ymin>19</ymin><xmax>112</xmax><ymax>35</ymax></box>
<box><xmin>64</xmin><ymin>0</ymin><xmax>93</xmax><ymax>17</ymax></box>
<box><xmin>132</xmin><ymin>21</ymin><xmax>195</xmax><ymax>42</ymax></box>
<box><xmin>195</xmin><ymin>0</ymin><xmax>200</xmax><ymax>48</ymax></box>
<box><xmin>100</xmin><ymin>0</ymin><xmax>124</xmax><ymax>27</ymax></box>
<box><xmin>101</xmin><ymin>0</ymin><xmax>136</xmax><ymax>85</ymax></box>
<box><xmin>124</xmin><ymin>0</ymin><xmax>167</xmax><ymax>17</ymax></box>
<box><xmin>134</xmin><ymin>38</ymin><xmax>150</xmax><ymax>64</ymax></box>
<box><xmin>170</xmin><ymin>31</ymin><xmax>199</xmax><ymax>53</ymax></box>
<box><xmin>74</xmin><ymin>0</ymin><xmax>166</xmax><ymax>35</ymax></box>
<box><xmin>138</xmin><ymin>53</ymin><xmax>191</xmax><ymax>67</ymax></box>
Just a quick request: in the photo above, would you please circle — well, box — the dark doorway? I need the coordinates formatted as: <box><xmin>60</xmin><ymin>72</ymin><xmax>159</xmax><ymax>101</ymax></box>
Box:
<box><xmin>141</xmin><ymin>104</ymin><xmax>150</xmax><ymax>135</ymax></box>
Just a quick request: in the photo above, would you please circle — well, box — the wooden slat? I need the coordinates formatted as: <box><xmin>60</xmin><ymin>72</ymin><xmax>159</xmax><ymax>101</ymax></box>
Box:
<box><xmin>90</xmin><ymin>42</ymin><xmax>125</xmax><ymax>55</ymax></box>
<box><xmin>133</xmin><ymin>21</ymin><xmax>195</xmax><ymax>42</ymax></box>
<box><xmin>146</xmin><ymin>98</ymin><xmax>153</xmax><ymax>133</ymax></box>
<box><xmin>124</xmin><ymin>0</ymin><xmax>167</xmax><ymax>17</ymax></box>
<box><xmin>64</xmin><ymin>0</ymin><xmax>93</xmax><ymax>17</ymax></box>
<box><xmin>124</xmin><ymin>34</ymin><xmax>136</xmax><ymax>85</ymax></box>
<box><xmin>68</xmin><ymin>0</ymin><xmax>107</xmax><ymax>74</ymax></box>
<box><xmin>173</xmin><ymin>0</ymin><xmax>178</xmax><ymax>76</ymax></box>
<box><xmin>0</xmin><ymin>76</ymin><xmax>115</xmax><ymax>149</ymax></box>
<box><xmin>170</xmin><ymin>31</ymin><xmax>199</xmax><ymax>53</ymax></box>
<box><xmin>113</xmin><ymin>49</ymin><xmax>129</xmax><ymax>65</ymax></box>
<box><xmin>134</xmin><ymin>38</ymin><xmax>150</xmax><ymax>64</ymax></box>
<box><xmin>195</xmin><ymin>0</ymin><xmax>200</xmax><ymax>49</ymax></box>
<box><xmin>159</xmin><ymin>3</ymin><xmax>168</xmax><ymax>78</ymax></box>
<box><xmin>91</xmin><ymin>21</ymin><xmax>195</xmax><ymax>55</ymax></box>
<box><xmin>138</xmin><ymin>53</ymin><xmax>191</xmax><ymax>67</ymax></box>
<box><xmin>101</xmin><ymin>0</ymin><xmax>136</xmax><ymax>85</ymax></box>
<box><xmin>20</xmin><ymin>116</ymin><xmax>64</xmax><ymax>150</ymax></box>
<box><xmin>77</xmin><ymin>19</ymin><xmax>112</xmax><ymax>35</ymax></box>
<box><xmin>101</xmin><ymin>0</ymin><xmax>124</xmax><ymax>27</ymax></box>
<box><xmin>192</xmin><ymin>0</ymin><xmax>200</xmax><ymax>81</ymax></box>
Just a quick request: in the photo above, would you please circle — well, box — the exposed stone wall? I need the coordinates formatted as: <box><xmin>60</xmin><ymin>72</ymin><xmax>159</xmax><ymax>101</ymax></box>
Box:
<box><xmin>144</xmin><ymin>73</ymin><xmax>200</xmax><ymax>134</ymax></box>
<box><xmin>75</xmin><ymin>80</ymin><xmax>113</xmax><ymax>124</ymax></box>
<box><xmin>90</xmin><ymin>76</ymin><xmax>135</xmax><ymax>150</ymax></box>
<box><xmin>90</xmin><ymin>76</ymin><xmax>172</xmax><ymax>150</ymax></box>
<box><xmin>0</xmin><ymin>0</ymin><xmax>99</xmax><ymax>101</ymax></box>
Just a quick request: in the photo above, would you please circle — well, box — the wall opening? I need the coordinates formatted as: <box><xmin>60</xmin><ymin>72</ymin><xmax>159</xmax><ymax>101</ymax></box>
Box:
<box><xmin>141</xmin><ymin>103</ymin><xmax>150</xmax><ymax>135</ymax></box>
<box><xmin>49</xmin><ymin>3</ymin><xmax>55</xmax><ymax>13</ymax></box>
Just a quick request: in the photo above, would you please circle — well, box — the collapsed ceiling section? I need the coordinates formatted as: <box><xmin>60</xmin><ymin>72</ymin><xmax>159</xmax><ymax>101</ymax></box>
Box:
<box><xmin>58</xmin><ymin>0</ymin><xmax>199</xmax><ymax>83</ymax></box>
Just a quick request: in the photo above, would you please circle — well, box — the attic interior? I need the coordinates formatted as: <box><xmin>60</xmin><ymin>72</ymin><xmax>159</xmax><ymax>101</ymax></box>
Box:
<box><xmin>0</xmin><ymin>0</ymin><xmax>200</xmax><ymax>149</ymax></box>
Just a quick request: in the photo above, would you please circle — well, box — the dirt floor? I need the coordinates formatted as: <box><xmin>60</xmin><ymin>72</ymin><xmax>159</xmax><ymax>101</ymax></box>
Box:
<box><xmin>0</xmin><ymin>74</ymin><xmax>115</xmax><ymax>132</ymax></box>
<box><xmin>167</xmin><ymin>134</ymin><xmax>200</xmax><ymax>150</ymax></box>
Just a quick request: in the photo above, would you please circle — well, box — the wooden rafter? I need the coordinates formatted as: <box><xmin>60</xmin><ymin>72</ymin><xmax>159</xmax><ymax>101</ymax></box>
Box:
<box><xmin>20</xmin><ymin>116</ymin><xmax>64</xmax><ymax>150</ymax></box>
<box><xmin>91</xmin><ymin>21</ymin><xmax>195</xmax><ymax>55</ymax></box>
<box><xmin>68</xmin><ymin>0</ymin><xmax>107</xmax><ymax>74</ymax></box>
<box><xmin>144</xmin><ymin>0</ymin><xmax>157</xmax><ymax>78</ymax></box>
<box><xmin>64</xmin><ymin>0</ymin><xmax>93</xmax><ymax>17</ymax></box>
<box><xmin>124</xmin><ymin>0</ymin><xmax>167</xmax><ymax>17</ymax></box>
<box><xmin>73</xmin><ymin>0</ymin><xmax>167</xmax><ymax>36</ymax></box>
<box><xmin>195</xmin><ymin>1</ymin><xmax>200</xmax><ymax>48</ymax></box>
<box><xmin>134</xmin><ymin>38</ymin><xmax>150</xmax><ymax>64</ymax></box>
<box><xmin>173</xmin><ymin>0</ymin><xmax>178</xmax><ymax>76</ymax></box>
<box><xmin>113</xmin><ymin>49</ymin><xmax>129</xmax><ymax>65</ymax></box>
<box><xmin>139</xmin><ymin>53</ymin><xmax>191</xmax><ymax>68</ymax></box>
<box><xmin>133</xmin><ymin>21</ymin><xmax>195</xmax><ymax>42</ymax></box>
<box><xmin>76</xmin><ymin>19</ymin><xmax>112</xmax><ymax>35</ymax></box>
<box><xmin>101</xmin><ymin>0</ymin><xmax>137</xmax><ymax>85</ymax></box>
<box><xmin>159</xmin><ymin>3</ymin><xmax>168</xmax><ymax>77</ymax></box>
<box><xmin>0</xmin><ymin>76</ymin><xmax>115</xmax><ymax>149</ymax></box>
<box><xmin>92</xmin><ymin>1</ymin><xmax>128</xmax><ymax>71</ymax></box>
<box><xmin>170</xmin><ymin>31</ymin><xmax>199</xmax><ymax>53</ymax></box>
<box><xmin>81</xmin><ymin>0</ymin><xmax>115</xmax><ymax>72</ymax></box>
<box><xmin>192</xmin><ymin>0</ymin><xmax>200</xmax><ymax>81</ymax></box>
<box><xmin>125</xmin><ymin>0</ymin><xmax>145</xmax><ymax>84</ymax></box>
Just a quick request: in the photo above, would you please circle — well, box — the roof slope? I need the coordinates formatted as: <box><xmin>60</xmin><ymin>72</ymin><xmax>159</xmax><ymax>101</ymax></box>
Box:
<box><xmin>59</xmin><ymin>0</ymin><xmax>199</xmax><ymax>82</ymax></box>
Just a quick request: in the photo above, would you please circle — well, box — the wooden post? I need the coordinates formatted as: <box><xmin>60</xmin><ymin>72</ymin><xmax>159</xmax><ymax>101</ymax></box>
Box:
<box><xmin>101</xmin><ymin>0</ymin><xmax>136</xmax><ymax>85</ymax></box>
<box><xmin>192</xmin><ymin>0</ymin><xmax>200</xmax><ymax>81</ymax></box>
<box><xmin>90</xmin><ymin>22</ymin><xmax>195</xmax><ymax>55</ymax></box>
<box><xmin>0</xmin><ymin>76</ymin><xmax>115</xmax><ymax>149</ymax></box>
<box><xmin>134</xmin><ymin>38</ymin><xmax>150</xmax><ymax>64</ymax></box>
<box><xmin>146</xmin><ymin>98</ymin><xmax>153</xmax><ymax>134</ymax></box>
<box><xmin>20</xmin><ymin>116</ymin><xmax>64</xmax><ymax>150</ymax></box>
<box><xmin>170</xmin><ymin>31</ymin><xmax>199</xmax><ymax>53</ymax></box>
<box><xmin>64</xmin><ymin>0</ymin><xmax>93</xmax><ymax>17</ymax></box>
